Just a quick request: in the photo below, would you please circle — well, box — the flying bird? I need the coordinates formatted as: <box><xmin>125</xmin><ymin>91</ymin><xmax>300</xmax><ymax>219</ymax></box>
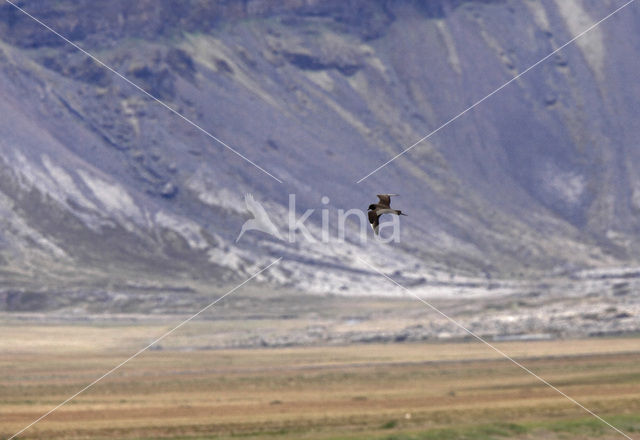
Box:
<box><xmin>236</xmin><ymin>193</ymin><xmax>283</xmax><ymax>242</ymax></box>
<box><xmin>367</xmin><ymin>194</ymin><xmax>406</xmax><ymax>235</ymax></box>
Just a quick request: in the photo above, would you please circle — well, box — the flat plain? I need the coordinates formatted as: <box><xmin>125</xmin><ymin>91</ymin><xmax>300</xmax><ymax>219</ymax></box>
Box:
<box><xmin>1</xmin><ymin>323</ymin><xmax>639</xmax><ymax>440</ymax></box>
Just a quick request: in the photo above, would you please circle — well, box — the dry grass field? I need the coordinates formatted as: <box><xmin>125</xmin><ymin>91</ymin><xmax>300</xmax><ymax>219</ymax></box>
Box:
<box><xmin>1</xmin><ymin>324</ymin><xmax>639</xmax><ymax>439</ymax></box>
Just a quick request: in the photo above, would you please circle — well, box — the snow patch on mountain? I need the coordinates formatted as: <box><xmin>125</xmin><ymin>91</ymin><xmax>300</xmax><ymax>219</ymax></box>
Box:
<box><xmin>155</xmin><ymin>211</ymin><xmax>208</xmax><ymax>250</ymax></box>
<box><xmin>78</xmin><ymin>170</ymin><xmax>143</xmax><ymax>223</ymax></box>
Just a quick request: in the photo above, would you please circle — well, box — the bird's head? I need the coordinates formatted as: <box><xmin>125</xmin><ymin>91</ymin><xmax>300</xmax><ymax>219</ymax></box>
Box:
<box><xmin>368</xmin><ymin>204</ymin><xmax>376</xmax><ymax>211</ymax></box>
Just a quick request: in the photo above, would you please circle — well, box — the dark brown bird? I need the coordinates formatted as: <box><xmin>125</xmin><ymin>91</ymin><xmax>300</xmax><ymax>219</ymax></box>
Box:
<box><xmin>367</xmin><ymin>194</ymin><xmax>406</xmax><ymax>235</ymax></box>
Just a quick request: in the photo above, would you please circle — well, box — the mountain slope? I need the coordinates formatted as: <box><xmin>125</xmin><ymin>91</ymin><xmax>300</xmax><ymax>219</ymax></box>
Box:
<box><xmin>1</xmin><ymin>0</ymin><xmax>640</xmax><ymax>309</ymax></box>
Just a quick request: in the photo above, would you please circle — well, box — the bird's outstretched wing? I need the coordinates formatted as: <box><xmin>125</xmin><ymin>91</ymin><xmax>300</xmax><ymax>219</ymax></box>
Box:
<box><xmin>377</xmin><ymin>194</ymin><xmax>398</xmax><ymax>207</ymax></box>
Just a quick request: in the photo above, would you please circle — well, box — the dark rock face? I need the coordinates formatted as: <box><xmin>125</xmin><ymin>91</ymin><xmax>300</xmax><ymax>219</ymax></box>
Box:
<box><xmin>0</xmin><ymin>0</ymin><xmax>500</xmax><ymax>48</ymax></box>
<box><xmin>0</xmin><ymin>0</ymin><xmax>640</xmax><ymax>306</ymax></box>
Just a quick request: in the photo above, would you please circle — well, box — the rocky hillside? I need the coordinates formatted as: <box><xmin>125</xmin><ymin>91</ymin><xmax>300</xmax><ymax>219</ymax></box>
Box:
<box><xmin>1</xmin><ymin>0</ymin><xmax>640</xmax><ymax>310</ymax></box>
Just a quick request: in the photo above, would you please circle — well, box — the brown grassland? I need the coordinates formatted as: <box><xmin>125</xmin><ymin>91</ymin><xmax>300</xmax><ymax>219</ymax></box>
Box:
<box><xmin>0</xmin><ymin>324</ymin><xmax>639</xmax><ymax>440</ymax></box>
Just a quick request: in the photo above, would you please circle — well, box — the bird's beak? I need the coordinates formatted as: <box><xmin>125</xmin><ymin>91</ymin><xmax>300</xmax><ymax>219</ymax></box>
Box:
<box><xmin>400</xmin><ymin>213</ymin><xmax>407</xmax><ymax>216</ymax></box>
